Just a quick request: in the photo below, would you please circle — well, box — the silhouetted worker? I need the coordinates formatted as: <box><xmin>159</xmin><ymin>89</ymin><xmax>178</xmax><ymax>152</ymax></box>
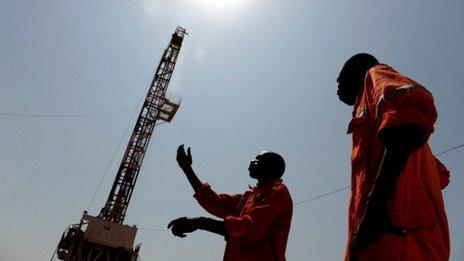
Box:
<box><xmin>337</xmin><ymin>53</ymin><xmax>450</xmax><ymax>261</ymax></box>
<box><xmin>167</xmin><ymin>145</ymin><xmax>293</xmax><ymax>261</ymax></box>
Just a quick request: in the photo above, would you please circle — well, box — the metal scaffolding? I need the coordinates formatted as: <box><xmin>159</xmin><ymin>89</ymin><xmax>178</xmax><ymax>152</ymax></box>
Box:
<box><xmin>54</xmin><ymin>26</ymin><xmax>187</xmax><ymax>261</ymax></box>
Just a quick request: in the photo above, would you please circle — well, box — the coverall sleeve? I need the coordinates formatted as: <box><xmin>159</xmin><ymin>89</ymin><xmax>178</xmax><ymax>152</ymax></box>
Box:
<box><xmin>435</xmin><ymin>157</ymin><xmax>450</xmax><ymax>189</ymax></box>
<box><xmin>373</xmin><ymin>85</ymin><xmax>438</xmax><ymax>140</ymax></box>
<box><xmin>193</xmin><ymin>183</ymin><xmax>243</xmax><ymax>219</ymax></box>
<box><xmin>223</xmin><ymin>186</ymin><xmax>292</xmax><ymax>244</ymax></box>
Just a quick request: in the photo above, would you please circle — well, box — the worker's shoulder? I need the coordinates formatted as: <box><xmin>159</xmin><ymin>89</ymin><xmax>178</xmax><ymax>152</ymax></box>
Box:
<box><xmin>368</xmin><ymin>64</ymin><xmax>420</xmax><ymax>84</ymax></box>
<box><xmin>368</xmin><ymin>63</ymin><xmax>395</xmax><ymax>74</ymax></box>
<box><xmin>271</xmin><ymin>180</ymin><xmax>289</xmax><ymax>190</ymax></box>
<box><xmin>269</xmin><ymin>180</ymin><xmax>292</xmax><ymax>199</ymax></box>
<box><xmin>270</xmin><ymin>181</ymin><xmax>293</xmax><ymax>209</ymax></box>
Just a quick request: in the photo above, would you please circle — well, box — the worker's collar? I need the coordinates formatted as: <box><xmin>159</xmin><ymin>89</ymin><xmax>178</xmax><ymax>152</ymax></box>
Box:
<box><xmin>352</xmin><ymin>88</ymin><xmax>364</xmax><ymax>117</ymax></box>
<box><xmin>255</xmin><ymin>178</ymin><xmax>283</xmax><ymax>188</ymax></box>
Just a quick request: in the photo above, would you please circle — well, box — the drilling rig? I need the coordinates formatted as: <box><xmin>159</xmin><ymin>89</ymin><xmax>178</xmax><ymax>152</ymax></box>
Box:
<box><xmin>54</xmin><ymin>26</ymin><xmax>187</xmax><ymax>261</ymax></box>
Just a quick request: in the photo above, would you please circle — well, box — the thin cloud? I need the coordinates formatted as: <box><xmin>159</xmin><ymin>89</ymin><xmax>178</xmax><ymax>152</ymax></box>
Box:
<box><xmin>143</xmin><ymin>0</ymin><xmax>165</xmax><ymax>18</ymax></box>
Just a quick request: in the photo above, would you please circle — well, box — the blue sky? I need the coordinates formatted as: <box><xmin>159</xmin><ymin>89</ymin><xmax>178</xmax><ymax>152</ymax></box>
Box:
<box><xmin>1</xmin><ymin>1</ymin><xmax>463</xmax><ymax>260</ymax></box>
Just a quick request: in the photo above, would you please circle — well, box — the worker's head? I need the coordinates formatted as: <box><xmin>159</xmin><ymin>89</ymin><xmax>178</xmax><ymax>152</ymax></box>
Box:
<box><xmin>248</xmin><ymin>151</ymin><xmax>285</xmax><ymax>182</ymax></box>
<box><xmin>337</xmin><ymin>53</ymin><xmax>379</xmax><ymax>105</ymax></box>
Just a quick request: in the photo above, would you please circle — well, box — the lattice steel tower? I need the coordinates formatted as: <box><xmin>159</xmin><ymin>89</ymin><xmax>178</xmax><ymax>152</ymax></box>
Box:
<box><xmin>54</xmin><ymin>26</ymin><xmax>187</xmax><ymax>261</ymax></box>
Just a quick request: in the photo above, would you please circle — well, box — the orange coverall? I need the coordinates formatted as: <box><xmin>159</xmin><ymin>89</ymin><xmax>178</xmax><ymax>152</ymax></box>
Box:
<box><xmin>194</xmin><ymin>179</ymin><xmax>293</xmax><ymax>261</ymax></box>
<box><xmin>345</xmin><ymin>64</ymin><xmax>450</xmax><ymax>260</ymax></box>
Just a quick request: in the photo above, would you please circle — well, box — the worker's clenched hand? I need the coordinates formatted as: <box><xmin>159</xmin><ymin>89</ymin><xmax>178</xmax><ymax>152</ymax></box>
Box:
<box><xmin>177</xmin><ymin>144</ymin><xmax>193</xmax><ymax>170</ymax></box>
<box><xmin>167</xmin><ymin>217</ymin><xmax>198</xmax><ymax>238</ymax></box>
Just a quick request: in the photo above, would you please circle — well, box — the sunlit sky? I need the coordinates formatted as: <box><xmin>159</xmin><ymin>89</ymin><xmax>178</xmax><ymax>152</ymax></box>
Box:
<box><xmin>1</xmin><ymin>1</ymin><xmax>463</xmax><ymax>260</ymax></box>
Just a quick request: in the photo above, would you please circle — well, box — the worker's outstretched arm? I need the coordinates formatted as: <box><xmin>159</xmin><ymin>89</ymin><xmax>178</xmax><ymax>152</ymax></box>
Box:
<box><xmin>350</xmin><ymin>124</ymin><xmax>425</xmax><ymax>260</ymax></box>
<box><xmin>177</xmin><ymin>144</ymin><xmax>202</xmax><ymax>192</ymax></box>
<box><xmin>167</xmin><ymin>216</ymin><xmax>228</xmax><ymax>238</ymax></box>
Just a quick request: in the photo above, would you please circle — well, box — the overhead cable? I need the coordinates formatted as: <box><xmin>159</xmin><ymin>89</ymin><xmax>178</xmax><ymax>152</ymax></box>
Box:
<box><xmin>292</xmin><ymin>142</ymin><xmax>464</xmax><ymax>207</ymax></box>
<box><xmin>0</xmin><ymin>107</ymin><xmax>134</xmax><ymax>118</ymax></box>
<box><xmin>87</xmin><ymin>107</ymin><xmax>140</xmax><ymax>211</ymax></box>
<box><xmin>293</xmin><ymin>185</ymin><xmax>350</xmax><ymax>206</ymax></box>
<box><xmin>436</xmin><ymin>143</ymin><xmax>464</xmax><ymax>156</ymax></box>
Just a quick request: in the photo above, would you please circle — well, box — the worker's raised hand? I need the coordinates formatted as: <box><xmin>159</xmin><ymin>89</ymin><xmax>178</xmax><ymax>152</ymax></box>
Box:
<box><xmin>177</xmin><ymin>144</ymin><xmax>193</xmax><ymax>170</ymax></box>
<box><xmin>175</xmin><ymin>144</ymin><xmax>203</xmax><ymax>192</ymax></box>
<box><xmin>167</xmin><ymin>217</ymin><xmax>198</xmax><ymax>238</ymax></box>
